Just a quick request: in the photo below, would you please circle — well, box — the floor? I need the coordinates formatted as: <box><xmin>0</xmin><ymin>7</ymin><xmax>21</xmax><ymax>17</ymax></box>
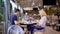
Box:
<box><xmin>43</xmin><ymin>26</ymin><xmax>60</xmax><ymax>34</ymax></box>
<box><xmin>33</xmin><ymin>26</ymin><xmax>60</xmax><ymax>34</ymax></box>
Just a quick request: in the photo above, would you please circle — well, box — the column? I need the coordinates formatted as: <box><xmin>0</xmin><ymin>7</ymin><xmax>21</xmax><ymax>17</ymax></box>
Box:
<box><xmin>4</xmin><ymin>0</ymin><xmax>10</xmax><ymax>34</ymax></box>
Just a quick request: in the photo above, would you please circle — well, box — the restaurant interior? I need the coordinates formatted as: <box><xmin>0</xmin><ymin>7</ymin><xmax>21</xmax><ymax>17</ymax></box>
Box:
<box><xmin>0</xmin><ymin>0</ymin><xmax>60</xmax><ymax>34</ymax></box>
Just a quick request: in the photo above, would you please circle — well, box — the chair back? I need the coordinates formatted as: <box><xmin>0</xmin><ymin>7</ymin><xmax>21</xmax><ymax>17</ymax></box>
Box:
<box><xmin>7</xmin><ymin>25</ymin><xmax>24</xmax><ymax>34</ymax></box>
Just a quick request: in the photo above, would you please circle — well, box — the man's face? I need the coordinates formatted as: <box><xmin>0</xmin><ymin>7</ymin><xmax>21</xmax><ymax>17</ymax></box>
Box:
<box><xmin>17</xmin><ymin>11</ymin><xmax>20</xmax><ymax>15</ymax></box>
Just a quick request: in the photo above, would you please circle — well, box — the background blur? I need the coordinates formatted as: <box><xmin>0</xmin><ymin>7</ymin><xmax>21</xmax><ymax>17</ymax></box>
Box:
<box><xmin>0</xmin><ymin>0</ymin><xmax>60</xmax><ymax>34</ymax></box>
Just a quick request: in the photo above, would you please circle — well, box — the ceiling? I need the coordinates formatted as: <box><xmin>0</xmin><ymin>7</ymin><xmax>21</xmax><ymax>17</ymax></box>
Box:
<box><xmin>14</xmin><ymin>0</ymin><xmax>60</xmax><ymax>8</ymax></box>
<box><xmin>14</xmin><ymin>0</ymin><xmax>43</xmax><ymax>8</ymax></box>
<box><xmin>58</xmin><ymin>0</ymin><xmax>60</xmax><ymax>6</ymax></box>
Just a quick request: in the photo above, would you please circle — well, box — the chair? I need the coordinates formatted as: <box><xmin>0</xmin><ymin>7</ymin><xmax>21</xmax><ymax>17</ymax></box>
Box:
<box><xmin>7</xmin><ymin>25</ymin><xmax>24</xmax><ymax>34</ymax></box>
<box><xmin>33</xmin><ymin>26</ymin><xmax>45</xmax><ymax>34</ymax></box>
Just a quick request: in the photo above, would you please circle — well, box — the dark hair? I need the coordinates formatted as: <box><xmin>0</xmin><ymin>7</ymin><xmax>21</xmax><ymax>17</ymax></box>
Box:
<box><xmin>15</xmin><ymin>9</ymin><xmax>20</xmax><ymax>12</ymax></box>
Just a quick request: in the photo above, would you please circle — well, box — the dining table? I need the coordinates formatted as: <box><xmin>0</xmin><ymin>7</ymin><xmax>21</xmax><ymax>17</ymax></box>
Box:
<box><xmin>20</xmin><ymin>20</ymin><xmax>37</xmax><ymax>34</ymax></box>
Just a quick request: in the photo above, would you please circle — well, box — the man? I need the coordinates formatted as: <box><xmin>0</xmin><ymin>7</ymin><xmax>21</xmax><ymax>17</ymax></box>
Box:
<box><xmin>10</xmin><ymin>9</ymin><xmax>20</xmax><ymax>25</ymax></box>
<box><xmin>8</xmin><ymin>9</ymin><xmax>24</xmax><ymax>34</ymax></box>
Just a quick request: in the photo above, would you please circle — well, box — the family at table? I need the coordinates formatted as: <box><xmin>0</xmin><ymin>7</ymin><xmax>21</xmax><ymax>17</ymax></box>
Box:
<box><xmin>7</xmin><ymin>8</ymin><xmax>48</xmax><ymax>34</ymax></box>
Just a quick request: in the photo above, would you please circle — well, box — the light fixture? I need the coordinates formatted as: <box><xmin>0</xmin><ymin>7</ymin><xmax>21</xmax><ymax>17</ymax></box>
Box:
<box><xmin>32</xmin><ymin>2</ymin><xmax>35</xmax><ymax>6</ymax></box>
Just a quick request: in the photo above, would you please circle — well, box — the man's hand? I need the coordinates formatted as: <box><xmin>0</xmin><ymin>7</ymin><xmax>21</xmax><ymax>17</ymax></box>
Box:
<box><xmin>14</xmin><ymin>20</ymin><xmax>21</xmax><ymax>25</ymax></box>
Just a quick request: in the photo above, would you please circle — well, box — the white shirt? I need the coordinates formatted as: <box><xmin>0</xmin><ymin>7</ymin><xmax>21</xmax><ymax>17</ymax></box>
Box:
<box><xmin>38</xmin><ymin>16</ymin><xmax>47</xmax><ymax>27</ymax></box>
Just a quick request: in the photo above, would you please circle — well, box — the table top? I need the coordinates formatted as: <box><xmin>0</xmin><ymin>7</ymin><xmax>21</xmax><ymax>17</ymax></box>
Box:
<box><xmin>20</xmin><ymin>23</ymin><xmax>36</xmax><ymax>25</ymax></box>
<box><xmin>20</xmin><ymin>19</ymin><xmax>37</xmax><ymax>25</ymax></box>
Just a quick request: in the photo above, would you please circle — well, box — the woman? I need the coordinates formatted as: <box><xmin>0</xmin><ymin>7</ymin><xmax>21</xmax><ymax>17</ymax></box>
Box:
<box><xmin>38</xmin><ymin>9</ymin><xmax>47</xmax><ymax>27</ymax></box>
<box><xmin>31</xmin><ymin>9</ymin><xmax>48</xmax><ymax>34</ymax></box>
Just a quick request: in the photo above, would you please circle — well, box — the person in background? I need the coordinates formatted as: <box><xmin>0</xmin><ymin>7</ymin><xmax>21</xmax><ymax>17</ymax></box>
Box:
<box><xmin>26</xmin><ymin>13</ymin><xmax>34</xmax><ymax>34</ymax></box>
<box><xmin>33</xmin><ymin>14</ymin><xmax>37</xmax><ymax>20</ymax></box>
<box><xmin>7</xmin><ymin>9</ymin><xmax>24</xmax><ymax>34</ymax></box>
<box><xmin>23</xmin><ymin>12</ymin><xmax>29</xmax><ymax>21</ymax></box>
<box><xmin>22</xmin><ymin>13</ymin><xmax>34</xmax><ymax>23</ymax></box>
<box><xmin>22</xmin><ymin>13</ymin><xmax>33</xmax><ymax>34</ymax></box>
<box><xmin>27</xmin><ymin>14</ymin><xmax>34</xmax><ymax>21</ymax></box>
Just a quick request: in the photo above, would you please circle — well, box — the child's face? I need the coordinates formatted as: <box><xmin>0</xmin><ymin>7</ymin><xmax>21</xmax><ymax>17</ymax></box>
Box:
<box><xmin>36</xmin><ymin>16</ymin><xmax>41</xmax><ymax>20</ymax></box>
<box><xmin>37</xmin><ymin>18</ymin><xmax>40</xmax><ymax>20</ymax></box>
<box><xmin>29</xmin><ymin>14</ymin><xmax>33</xmax><ymax>17</ymax></box>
